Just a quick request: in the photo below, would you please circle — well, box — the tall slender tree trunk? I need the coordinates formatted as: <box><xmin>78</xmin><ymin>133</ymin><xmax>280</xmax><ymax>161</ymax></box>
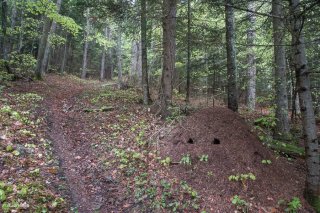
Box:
<box><xmin>41</xmin><ymin>0</ymin><xmax>62</xmax><ymax>75</ymax></box>
<box><xmin>272</xmin><ymin>0</ymin><xmax>290</xmax><ymax>137</ymax></box>
<box><xmin>106</xmin><ymin>27</ymin><xmax>113</xmax><ymax>80</ymax></box>
<box><xmin>137</xmin><ymin>42</ymin><xmax>142</xmax><ymax>85</ymax></box>
<box><xmin>35</xmin><ymin>17</ymin><xmax>51</xmax><ymax>79</ymax></box>
<box><xmin>117</xmin><ymin>33</ymin><xmax>123</xmax><ymax>89</ymax></box>
<box><xmin>1</xmin><ymin>0</ymin><xmax>8</xmax><ymax>60</ymax></box>
<box><xmin>100</xmin><ymin>26</ymin><xmax>108</xmax><ymax>81</ymax></box>
<box><xmin>141</xmin><ymin>0</ymin><xmax>151</xmax><ymax>105</ymax></box>
<box><xmin>160</xmin><ymin>0</ymin><xmax>177</xmax><ymax>118</ymax></box>
<box><xmin>18</xmin><ymin>10</ymin><xmax>24</xmax><ymax>53</ymax></box>
<box><xmin>225</xmin><ymin>0</ymin><xmax>238</xmax><ymax>112</ymax></box>
<box><xmin>186</xmin><ymin>0</ymin><xmax>191</xmax><ymax>103</ymax></box>
<box><xmin>130</xmin><ymin>41</ymin><xmax>138</xmax><ymax>82</ymax></box>
<box><xmin>246</xmin><ymin>0</ymin><xmax>256</xmax><ymax>111</ymax></box>
<box><xmin>290</xmin><ymin>0</ymin><xmax>320</xmax><ymax>209</ymax></box>
<box><xmin>81</xmin><ymin>8</ymin><xmax>90</xmax><ymax>79</ymax></box>
<box><xmin>9</xmin><ymin>0</ymin><xmax>17</xmax><ymax>52</ymax></box>
<box><xmin>60</xmin><ymin>33</ymin><xmax>68</xmax><ymax>73</ymax></box>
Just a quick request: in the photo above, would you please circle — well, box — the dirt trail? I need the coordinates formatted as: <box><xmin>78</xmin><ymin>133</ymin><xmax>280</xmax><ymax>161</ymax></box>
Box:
<box><xmin>40</xmin><ymin>76</ymin><xmax>121</xmax><ymax>212</ymax></box>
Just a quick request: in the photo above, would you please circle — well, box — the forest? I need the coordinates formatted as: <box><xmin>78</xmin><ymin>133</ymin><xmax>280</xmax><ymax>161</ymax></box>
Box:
<box><xmin>0</xmin><ymin>0</ymin><xmax>320</xmax><ymax>212</ymax></box>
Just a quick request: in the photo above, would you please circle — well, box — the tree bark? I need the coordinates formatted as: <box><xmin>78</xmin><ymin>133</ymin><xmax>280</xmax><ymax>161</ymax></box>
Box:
<box><xmin>35</xmin><ymin>17</ymin><xmax>51</xmax><ymax>79</ymax></box>
<box><xmin>130</xmin><ymin>41</ymin><xmax>138</xmax><ymax>82</ymax></box>
<box><xmin>186</xmin><ymin>0</ymin><xmax>191</xmax><ymax>103</ymax></box>
<box><xmin>290</xmin><ymin>0</ymin><xmax>320</xmax><ymax>209</ymax></box>
<box><xmin>81</xmin><ymin>8</ymin><xmax>90</xmax><ymax>79</ymax></box>
<box><xmin>100</xmin><ymin>26</ymin><xmax>108</xmax><ymax>81</ymax></box>
<box><xmin>18</xmin><ymin>10</ymin><xmax>24</xmax><ymax>53</ymax></box>
<box><xmin>141</xmin><ymin>0</ymin><xmax>151</xmax><ymax>105</ymax></box>
<box><xmin>106</xmin><ymin>26</ymin><xmax>113</xmax><ymax>80</ymax></box>
<box><xmin>246</xmin><ymin>0</ymin><xmax>256</xmax><ymax>111</ymax></box>
<box><xmin>137</xmin><ymin>41</ymin><xmax>142</xmax><ymax>85</ymax></box>
<box><xmin>41</xmin><ymin>0</ymin><xmax>62</xmax><ymax>75</ymax></box>
<box><xmin>60</xmin><ymin>33</ymin><xmax>68</xmax><ymax>73</ymax></box>
<box><xmin>160</xmin><ymin>0</ymin><xmax>177</xmax><ymax>118</ymax></box>
<box><xmin>225</xmin><ymin>0</ymin><xmax>238</xmax><ymax>112</ymax></box>
<box><xmin>117</xmin><ymin>33</ymin><xmax>123</xmax><ymax>89</ymax></box>
<box><xmin>272</xmin><ymin>0</ymin><xmax>290</xmax><ymax>137</ymax></box>
<box><xmin>1</xmin><ymin>0</ymin><xmax>8</xmax><ymax>60</ymax></box>
<box><xmin>9</xmin><ymin>0</ymin><xmax>17</xmax><ymax>53</ymax></box>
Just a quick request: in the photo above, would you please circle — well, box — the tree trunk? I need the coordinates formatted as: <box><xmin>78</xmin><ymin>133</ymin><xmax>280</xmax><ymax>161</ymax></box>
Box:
<box><xmin>186</xmin><ymin>0</ymin><xmax>191</xmax><ymax>103</ymax></box>
<box><xmin>18</xmin><ymin>10</ymin><xmax>24</xmax><ymax>53</ymax></box>
<box><xmin>35</xmin><ymin>17</ymin><xmax>51</xmax><ymax>79</ymax></box>
<box><xmin>106</xmin><ymin>27</ymin><xmax>113</xmax><ymax>80</ymax></box>
<box><xmin>160</xmin><ymin>0</ymin><xmax>177</xmax><ymax>118</ymax></box>
<box><xmin>81</xmin><ymin>8</ymin><xmax>90</xmax><ymax>79</ymax></box>
<box><xmin>137</xmin><ymin>41</ymin><xmax>142</xmax><ymax>85</ymax></box>
<box><xmin>246</xmin><ymin>0</ymin><xmax>256</xmax><ymax>111</ymax></box>
<box><xmin>141</xmin><ymin>0</ymin><xmax>151</xmax><ymax>105</ymax></box>
<box><xmin>130</xmin><ymin>41</ymin><xmax>138</xmax><ymax>82</ymax></box>
<box><xmin>117</xmin><ymin>33</ymin><xmax>123</xmax><ymax>89</ymax></box>
<box><xmin>41</xmin><ymin>0</ymin><xmax>62</xmax><ymax>75</ymax></box>
<box><xmin>100</xmin><ymin>26</ymin><xmax>108</xmax><ymax>81</ymax></box>
<box><xmin>225</xmin><ymin>0</ymin><xmax>238</xmax><ymax>112</ymax></box>
<box><xmin>272</xmin><ymin>0</ymin><xmax>290</xmax><ymax>137</ymax></box>
<box><xmin>1</xmin><ymin>0</ymin><xmax>8</xmax><ymax>60</ymax></box>
<box><xmin>60</xmin><ymin>33</ymin><xmax>68</xmax><ymax>73</ymax></box>
<box><xmin>290</xmin><ymin>0</ymin><xmax>320</xmax><ymax>209</ymax></box>
<box><xmin>9</xmin><ymin>0</ymin><xmax>17</xmax><ymax>53</ymax></box>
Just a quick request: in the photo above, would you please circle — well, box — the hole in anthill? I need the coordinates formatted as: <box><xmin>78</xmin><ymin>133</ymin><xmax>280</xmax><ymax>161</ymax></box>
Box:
<box><xmin>212</xmin><ymin>138</ymin><xmax>220</xmax><ymax>145</ymax></box>
<box><xmin>187</xmin><ymin>138</ymin><xmax>194</xmax><ymax>144</ymax></box>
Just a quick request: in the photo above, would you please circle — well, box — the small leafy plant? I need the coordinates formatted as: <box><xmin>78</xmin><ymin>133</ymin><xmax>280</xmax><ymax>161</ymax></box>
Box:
<box><xmin>180</xmin><ymin>154</ymin><xmax>192</xmax><ymax>165</ymax></box>
<box><xmin>228</xmin><ymin>173</ymin><xmax>256</xmax><ymax>189</ymax></box>
<box><xmin>285</xmin><ymin>197</ymin><xmax>302</xmax><ymax>212</ymax></box>
<box><xmin>261</xmin><ymin>159</ymin><xmax>272</xmax><ymax>165</ymax></box>
<box><xmin>231</xmin><ymin>195</ymin><xmax>249</xmax><ymax>212</ymax></box>
<box><xmin>160</xmin><ymin>157</ymin><xmax>172</xmax><ymax>166</ymax></box>
<box><xmin>199</xmin><ymin>154</ymin><xmax>208</xmax><ymax>162</ymax></box>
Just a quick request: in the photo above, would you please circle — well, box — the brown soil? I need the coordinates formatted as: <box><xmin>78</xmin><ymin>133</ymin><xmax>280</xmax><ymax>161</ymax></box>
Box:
<box><xmin>6</xmin><ymin>75</ymin><xmax>317</xmax><ymax>212</ymax></box>
<box><xmin>9</xmin><ymin>75</ymin><xmax>126</xmax><ymax>212</ymax></box>
<box><xmin>160</xmin><ymin>107</ymin><xmax>315</xmax><ymax>212</ymax></box>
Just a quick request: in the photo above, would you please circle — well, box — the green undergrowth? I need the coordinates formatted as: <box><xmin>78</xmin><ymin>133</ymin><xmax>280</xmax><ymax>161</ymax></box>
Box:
<box><xmin>251</xmin><ymin>112</ymin><xmax>305</xmax><ymax>158</ymax></box>
<box><xmin>91</xmin><ymin>98</ymin><xmax>203</xmax><ymax>212</ymax></box>
<box><xmin>0</xmin><ymin>92</ymin><xmax>67</xmax><ymax>212</ymax></box>
<box><xmin>90</xmin><ymin>88</ymin><xmax>141</xmax><ymax>105</ymax></box>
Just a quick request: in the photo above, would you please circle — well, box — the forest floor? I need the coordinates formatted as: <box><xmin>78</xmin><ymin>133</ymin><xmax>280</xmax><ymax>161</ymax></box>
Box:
<box><xmin>0</xmin><ymin>74</ymin><xmax>317</xmax><ymax>212</ymax></box>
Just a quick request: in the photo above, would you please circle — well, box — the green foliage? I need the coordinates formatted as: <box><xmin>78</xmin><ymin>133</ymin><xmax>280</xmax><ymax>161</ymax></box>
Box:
<box><xmin>94</xmin><ymin>32</ymin><xmax>115</xmax><ymax>50</ymax></box>
<box><xmin>0</xmin><ymin>69</ymin><xmax>14</xmax><ymax>83</ymax></box>
<box><xmin>49</xmin><ymin>34</ymin><xmax>66</xmax><ymax>47</ymax></box>
<box><xmin>25</xmin><ymin>0</ymin><xmax>81</xmax><ymax>35</ymax></box>
<box><xmin>261</xmin><ymin>159</ymin><xmax>272</xmax><ymax>165</ymax></box>
<box><xmin>7</xmin><ymin>52</ymin><xmax>37</xmax><ymax>78</ymax></box>
<box><xmin>199</xmin><ymin>154</ymin><xmax>208</xmax><ymax>162</ymax></box>
<box><xmin>166</xmin><ymin>106</ymin><xmax>185</xmax><ymax>122</ymax></box>
<box><xmin>229</xmin><ymin>173</ymin><xmax>256</xmax><ymax>189</ymax></box>
<box><xmin>180</xmin><ymin>154</ymin><xmax>192</xmax><ymax>165</ymax></box>
<box><xmin>228</xmin><ymin>173</ymin><xmax>256</xmax><ymax>182</ymax></box>
<box><xmin>286</xmin><ymin>197</ymin><xmax>302</xmax><ymax>213</ymax></box>
<box><xmin>231</xmin><ymin>195</ymin><xmax>249</xmax><ymax>212</ymax></box>
<box><xmin>91</xmin><ymin>89</ymin><xmax>140</xmax><ymax>104</ymax></box>
<box><xmin>160</xmin><ymin>157</ymin><xmax>172</xmax><ymax>166</ymax></box>
<box><xmin>254</xmin><ymin>113</ymin><xmax>277</xmax><ymax>129</ymax></box>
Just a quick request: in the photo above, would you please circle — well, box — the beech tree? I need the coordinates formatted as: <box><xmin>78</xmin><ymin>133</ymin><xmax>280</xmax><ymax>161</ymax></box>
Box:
<box><xmin>81</xmin><ymin>8</ymin><xmax>90</xmax><ymax>79</ymax></box>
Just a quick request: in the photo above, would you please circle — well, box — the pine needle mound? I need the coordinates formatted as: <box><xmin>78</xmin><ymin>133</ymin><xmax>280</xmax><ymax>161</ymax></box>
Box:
<box><xmin>160</xmin><ymin>107</ymin><xmax>313</xmax><ymax>212</ymax></box>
